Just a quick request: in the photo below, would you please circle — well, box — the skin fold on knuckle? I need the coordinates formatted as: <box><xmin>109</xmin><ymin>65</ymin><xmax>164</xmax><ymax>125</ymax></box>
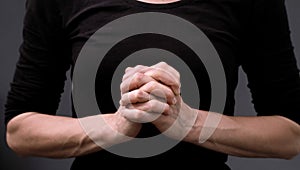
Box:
<box><xmin>150</xmin><ymin>100</ymin><xmax>166</xmax><ymax>114</ymax></box>
<box><xmin>135</xmin><ymin>90</ymin><xmax>147</xmax><ymax>101</ymax></box>
<box><xmin>132</xmin><ymin>72</ymin><xmax>144</xmax><ymax>88</ymax></box>
<box><xmin>121</xmin><ymin>93</ymin><xmax>131</xmax><ymax>106</ymax></box>
<box><xmin>164</xmin><ymin>104</ymin><xmax>171</xmax><ymax>114</ymax></box>
<box><xmin>158</xmin><ymin>84</ymin><xmax>172</xmax><ymax>102</ymax></box>
<box><xmin>146</xmin><ymin>69</ymin><xmax>160</xmax><ymax>79</ymax></box>
<box><xmin>142</xmin><ymin>81</ymin><xmax>156</xmax><ymax>92</ymax></box>
<box><xmin>165</xmin><ymin>88</ymin><xmax>174</xmax><ymax>102</ymax></box>
<box><xmin>159</xmin><ymin>102</ymin><xmax>169</xmax><ymax>114</ymax></box>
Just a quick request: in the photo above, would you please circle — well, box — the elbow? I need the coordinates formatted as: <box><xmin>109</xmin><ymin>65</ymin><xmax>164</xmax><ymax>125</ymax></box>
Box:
<box><xmin>6</xmin><ymin>131</ymin><xmax>22</xmax><ymax>156</ymax></box>
<box><xmin>276</xmin><ymin>116</ymin><xmax>300</xmax><ymax>160</ymax></box>
<box><xmin>6</xmin><ymin>118</ymin><xmax>29</xmax><ymax>157</ymax></box>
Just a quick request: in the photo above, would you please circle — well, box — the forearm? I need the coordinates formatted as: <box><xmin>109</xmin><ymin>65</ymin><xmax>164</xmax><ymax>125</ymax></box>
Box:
<box><xmin>187</xmin><ymin>111</ymin><xmax>300</xmax><ymax>159</ymax></box>
<box><xmin>6</xmin><ymin>112</ymin><xmax>103</xmax><ymax>158</ymax></box>
<box><xmin>118</xmin><ymin>62</ymin><xmax>300</xmax><ymax>159</ymax></box>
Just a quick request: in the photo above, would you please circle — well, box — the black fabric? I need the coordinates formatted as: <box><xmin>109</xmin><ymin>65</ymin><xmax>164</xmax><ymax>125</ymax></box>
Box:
<box><xmin>4</xmin><ymin>0</ymin><xmax>300</xmax><ymax>169</ymax></box>
<box><xmin>70</xmin><ymin>148</ymin><xmax>231</xmax><ymax>170</ymax></box>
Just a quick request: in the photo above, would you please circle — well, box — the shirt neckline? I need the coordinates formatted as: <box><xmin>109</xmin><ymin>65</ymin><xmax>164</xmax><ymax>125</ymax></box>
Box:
<box><xmin>124</xmin><ymin>0</ymin><xmax>193</xmax><ymax>9</ymax></box>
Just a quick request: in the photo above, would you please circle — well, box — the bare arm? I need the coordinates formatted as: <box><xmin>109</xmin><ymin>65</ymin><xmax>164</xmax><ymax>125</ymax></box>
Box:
<box><xmin>6</xmin><ymin>112</ymin><xmax>141</xmax><ymax>158</ymax></box>
<box><xmin>120</xmin><ymin>63</ymin><xmax>300</xmax><ymax>160</ymax></box>
<box><xmin>187</xmin><ymin>111</ymin><xmax>300</xmax><ymax>159</ymax></box>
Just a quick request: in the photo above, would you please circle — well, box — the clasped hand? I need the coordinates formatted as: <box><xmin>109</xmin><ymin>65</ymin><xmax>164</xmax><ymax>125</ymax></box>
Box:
<box><xmin>118</xmin><ymin>62</ymin><xmax>198</xmax><ymax>141</ymax></box>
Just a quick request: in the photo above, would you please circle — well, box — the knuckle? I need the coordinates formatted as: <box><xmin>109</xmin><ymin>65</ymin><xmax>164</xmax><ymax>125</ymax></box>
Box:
<box><xmin>148</xmin><ymin>100</ymin><xmax>155</xmax><ymax>107</ymax></box>
<box><xmin>166</xmin><ymin>90</ymin><xmax>173</xmax><ymax>99</ymax></box>
<box><xmin>122</xmin><ymin>75</ymin><xmax>126</xmax><ymax>81</ymax></box>
<box><xmin>120</xmin><ymin>82</ymin><xmax>125</xmax><ymax>92</ymax></box>
<box><xmin>121</xmin><ymin>96</ymin><xmax>128</xmax><ymax>105</ymax></box>
<box><xmin>155</xmin><ymin>70</ymin><xmax>161</xmax><ymax>77</ymax></box>
<box><xmin>158</xmin><ymin>61</ymin><xmax>167</xmax><ymax>67</ymax></box>
<box><xmin>143</xmin><ymin>104</ymin><xmax>151</xmax><ymax>111</ymax></box>
<box><xmin>149</xmin><ymin>81</ymin><xmax>157</xmax><ymax>89</ymax></box>
<box><xmin>134</xmin><ymin>72</ymin><xmax>144</xmax><ymax>82</ymax></box>
<box><xmin>136</xmin><ymin>90</ymin><xmax>145</xmax><ymax>100</ymax></box>
<box><xmin>148</xmin><ymin>69</ymin><xmax>160</xmax><ymax>78</ymax></box>
<box><xmin>125</xmin><ymin>67</ymin><xmax>132</xmax><ymax>73</ymax></box>
<box><xmin>145</xmin><ymin>103</ymin><xmax>154</xmax><ymax>113</ymax></box>
<box><xmin>135</xmin><ymin>65</ymin><xmax>144</xmax><ymax>70</ymax></box>
<box><xmin>176</xmin><ymin>72</ymin><xmax>180</xmax><ymax>79</ymax></box>
<box><xmin>164</xmin><ymin>104</ymin><xmax>170</xmax><ymax>114</ymax></box>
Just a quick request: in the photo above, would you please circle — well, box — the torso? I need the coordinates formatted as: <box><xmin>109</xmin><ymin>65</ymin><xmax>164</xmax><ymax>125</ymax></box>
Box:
<box><xmin>61</xmin><ymin>0</ymin><xmax>250</xmax><ymax>167</ymax></box>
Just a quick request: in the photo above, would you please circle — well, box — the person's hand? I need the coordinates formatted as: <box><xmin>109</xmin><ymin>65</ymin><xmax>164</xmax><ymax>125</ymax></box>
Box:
<box><xmin>119</xmin><ymin>62</ymin><xmax>198</xmax><ymax>141</ymax></box>
<box><xmin>105</xmin><ymin>111</ymin><xmax>142</xmax><ymax>138</ymax></box>
<box><xmin>80</xmin><ymin>111</ymin><xmax>142</xmax><ymax>149</ymax></box>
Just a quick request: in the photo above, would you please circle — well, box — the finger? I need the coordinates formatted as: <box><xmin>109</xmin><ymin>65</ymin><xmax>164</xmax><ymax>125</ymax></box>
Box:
<box><xmin>140</xmin><ymin>81</ymin><xmax>177</xmax><ymax>105</ymax></box>
<box><xmin>152</xmin><ymin>62</ymin><xmax>180</xmax><ymax>78</ymax></box>
<box><xmin>144</xmin><ymin>68</ymin><xmax>181</xmax><ymax>95</ymax></box>
<box><xmin>120</xmin><ymin>90</ymin><xmax>169</xmax><ymax>106</ymax></box>
<box><xmin>120</xmin><ymin>106</ymin><xmax>161</xmax><ymax>123</ymax></box>
<box><xmin>125</xmin><ymin>67</ymin><xmax>133</xmax><ymax>73</ymax></box>
<box><xmin>120</xmin><ymin>72</ymin><xmax>154</xmax><ymax>94</ymax></box>
<box><xmin>120</xmin><ymin>89</ymin><xmax>150</xmax><ymax>106</ymax></box>
<box><xmin>127</xmin><ymin>100</ymin><xmax>170</xmax><ymax>114</ymax></box>
<box><xmin>122</xmin><ymin>65</ymin><xmax>152</xmax><ymax>81</ymax></box>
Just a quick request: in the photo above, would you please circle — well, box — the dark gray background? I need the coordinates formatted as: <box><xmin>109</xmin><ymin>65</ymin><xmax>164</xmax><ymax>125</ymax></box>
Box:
<box><xmin>0</xmin><ymin>0</ymin><xmax>299</xmax><ymax>169</ymax></box>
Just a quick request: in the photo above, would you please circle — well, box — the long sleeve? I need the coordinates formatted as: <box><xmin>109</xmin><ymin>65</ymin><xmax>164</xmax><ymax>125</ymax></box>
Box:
<box><xmin>241</xmin><ymin>0</ymin><xmax>300</xmax><ymax>124</ymax></box>
<box><xmin>5</xmin><ymin>0</ymin><xmax>71</xmax><ymax>125</ymax></box>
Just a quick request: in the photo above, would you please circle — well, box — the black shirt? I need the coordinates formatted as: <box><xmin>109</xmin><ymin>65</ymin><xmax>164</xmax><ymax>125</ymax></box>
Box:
<box><xmin>5</xmin><ymin>0</ymin><xmax>300</xmax><ymax>169</ymax></box>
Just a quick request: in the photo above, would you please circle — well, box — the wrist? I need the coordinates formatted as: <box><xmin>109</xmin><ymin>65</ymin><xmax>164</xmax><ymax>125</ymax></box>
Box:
<box><xmin>184</xmin><ymin>109</ymin><xmax>207</xmax><ymax>144</ymax></box>
<box><xmin>113</xmin><ymin>112</ymin><xmax>142</xmax><ymax>138</ymax></box>
<box><xmin>78</xmin><ymin>114</ymin><xmax>138</xmax><ymax>149</ymax></box>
